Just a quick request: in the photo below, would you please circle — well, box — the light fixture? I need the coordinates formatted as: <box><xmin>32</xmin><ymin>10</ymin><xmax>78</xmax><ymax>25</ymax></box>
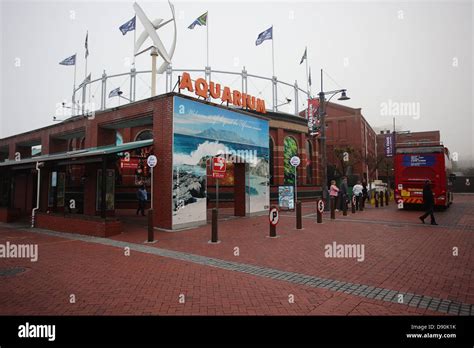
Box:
<box><xmin>338</xmin><ymin>90</ymin><xmax>350</xmax><ymax>101</ymax></box>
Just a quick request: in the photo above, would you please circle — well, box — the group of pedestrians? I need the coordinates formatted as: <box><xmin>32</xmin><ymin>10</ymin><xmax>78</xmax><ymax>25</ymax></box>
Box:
<box><xmin>329</xmin><ymin>177</ymin><xmax>368</xmax><ymax>212</ymax></box>
<box><xmin>328</xmin><ymin>177</ymin><xmax>438</xmax><ymax>225</ymax></box>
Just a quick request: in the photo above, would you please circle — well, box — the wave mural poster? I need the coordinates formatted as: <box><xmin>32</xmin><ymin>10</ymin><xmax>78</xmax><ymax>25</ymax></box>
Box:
<box><xmin>172</xmin><ymin>96</ymin><xmax>269</xmax><ymax>228</ymax></box>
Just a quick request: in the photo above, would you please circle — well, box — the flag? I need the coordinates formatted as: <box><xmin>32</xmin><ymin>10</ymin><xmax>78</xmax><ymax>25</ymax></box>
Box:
<box><xmin>188</xmin><ymin>12</ymin><xmax>207</xmax><ymax>29</ymax></box>
<box><xmin>255</xmin><ymin>26</ymin><xmax>272</xmax><ymax>46</ymax></box>
<box><xmin>300</xmin><ymin>47</ymin><xmax>307</xmax><ymax>65</ymax></box>
<box><xmin>85</xmin><ymin>31</ymin><xmax>89</xmax><ymax>58</ymax></box>
<box><xmin>308</xmin><ymin>67</ymin><xmax>312</xmax><ymax>86</ymax></box>
<box><xmin>78</xmin><ymin>73</ymin><xmax>91</xmax><ymax>89</ymax></box>
<box><xmin>119</xmin><ymin>16</ymin><xmax>136</xmax><ymax>35</ymax></box>
<box><xmin>59</xmin><ymin>54</ymin><xmax>76</xmax><ymax>66</ymax></box>
<box><xmin>109</xmin><ymin>87</ymin><xmax>121</xmax><ymax>98</ymax></box>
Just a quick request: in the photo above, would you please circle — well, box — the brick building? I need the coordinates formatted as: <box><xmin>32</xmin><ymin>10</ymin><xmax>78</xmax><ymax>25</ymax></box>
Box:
<box><xmin>0</xmin><ymin>90</ymin><xmax>321</xmax><ymax>235</ymax></box>
<box><xmin>301</xmin><ymin>101</ymin><xmax>378</xmax><ymax>183</ymax></box>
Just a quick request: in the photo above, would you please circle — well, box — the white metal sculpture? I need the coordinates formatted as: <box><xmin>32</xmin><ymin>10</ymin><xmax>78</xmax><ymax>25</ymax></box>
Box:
<box><xmin>133</xmin><ymin>1</ymin><xmax>177</xmax><ymax>96</ymax></box>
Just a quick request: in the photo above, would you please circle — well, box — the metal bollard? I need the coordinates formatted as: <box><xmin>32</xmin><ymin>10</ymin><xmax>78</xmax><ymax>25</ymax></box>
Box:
<box><xmin>211</xmin><ymin>208</ymin><xmax>218</xmax><ymax>243</ymax></box>
<box><xmin>330</xmin><ymin>197</ymin><xmax>336</xmax><ymax>220</ymax></box>
<box><xmin>351</xmin><ymin>197</ymin><xmax>356</xmax><ymax>214</ymax></box>
<box><xmin>385</xmin><ymin>190</ymin><xmax>390</xmax><ymax>205</ymax></box>
<box><xmin>147</xmin><ymin>209</ymin><xmax>154</xmax><ymax>242</ymax></box>
<box><xmin>343</xmin><ymin>196</ymin><xmax>348</xmax><ymax>216</ymax></box>
<box><xmin>375</xmin><ymin>192</ymin><xmax>379</xmax><ymax>208</ymax></box>
<box><xmin>360</xmin><ymin>196</ymin><xmax>364</xmax><ymax>211</ymax></box>
<box><xmin>296</xmin><ymin>201</ymin><xmax>302</xmax><ymax>229</ymax></box>
<box><xmin>380</xmin><ymin>191</ymin><xmax>384</xmax><ymax>207</ymax></box>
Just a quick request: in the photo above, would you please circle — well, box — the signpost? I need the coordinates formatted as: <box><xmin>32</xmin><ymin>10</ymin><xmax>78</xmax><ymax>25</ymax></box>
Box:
<box><xmin>269</xmin><ymin>206</ymin><xmax>279</xmax><ymax>237</ymax></box>
<box><xmin>146</xmin><ymin>155</ymin><xmax>157</xmax><ymax>243</ymax></box>
<box><xmin>317</xmin><ymin>199</ymin><xmax>324</xmax><ymax>223</ymax></box>
<box><xmin>212</xmin><ymin>157</ymin><xmax>226</xmax><ymax>209</ymax></box>
<box><xmin>147</xmin><ymin>155</ymin><xmax>157</xmax><ymax>209</ymax></box>
<box><xmin>290</xmin><ymin>156</ymin><xmax>300</xmax><ymax>203</ymax></box>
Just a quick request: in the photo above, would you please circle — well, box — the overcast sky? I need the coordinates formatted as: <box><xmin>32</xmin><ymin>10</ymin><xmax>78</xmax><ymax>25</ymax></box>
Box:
<box><xmin>1</xmin><ymin>0</ymin><xmax>472</xmax><ymax>163</ymax></box>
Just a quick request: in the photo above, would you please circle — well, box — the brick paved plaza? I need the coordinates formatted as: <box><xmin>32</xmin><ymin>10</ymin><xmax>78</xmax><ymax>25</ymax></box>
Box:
<box><xmin>1</xmin><ymin>195</ymin><xmax>473</xmax><ymax>316</ymax></box>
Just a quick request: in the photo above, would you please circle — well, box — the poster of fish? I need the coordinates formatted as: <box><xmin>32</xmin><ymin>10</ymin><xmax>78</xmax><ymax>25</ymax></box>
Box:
<box><xmin>172</xmin><ymin>96</ymin><xmax>269</xmax><ymax>228</ymax></box>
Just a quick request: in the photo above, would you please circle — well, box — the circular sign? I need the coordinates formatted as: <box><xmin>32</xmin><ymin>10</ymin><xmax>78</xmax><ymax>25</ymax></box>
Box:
<box><xmin>147</xmin><ymin>155</ymin><xmax>157</xmax><ymax>168</ymax></box>
<box><xmin>290</xmin><ymin>156</ymin><xmax>301</xmax><ymax>167</ymax></box>
<box><xmin>317</xmin><ymin>199</ymin><xmax>325</xmax><ymax>213</ymax></box>
<box><xmin>269</xmin><ymin>207</ymin><xmax>279</xmax><ymax>226</ymax></box>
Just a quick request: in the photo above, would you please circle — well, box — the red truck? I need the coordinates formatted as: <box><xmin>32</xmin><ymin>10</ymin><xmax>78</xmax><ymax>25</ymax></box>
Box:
<box><xmin>394</xmin><ymin>142</ymin><xmax>454</xmax><ymax>209</ymax></box>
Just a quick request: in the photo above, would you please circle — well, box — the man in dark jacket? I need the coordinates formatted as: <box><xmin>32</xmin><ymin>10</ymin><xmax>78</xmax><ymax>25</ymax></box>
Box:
<box><xmin>419</xmin><ymin>180</ymin><xmax>437</xmax><ymax>225</ymax></box>
<box><xmin>136</xmin><ymin>184</ymin><xmax>147</xmax><ymax>216</ymax></box>
<box><xmin>339</xmin><ymin>177</ymin><xmax>349</xmax><ymax>211</ymax></box>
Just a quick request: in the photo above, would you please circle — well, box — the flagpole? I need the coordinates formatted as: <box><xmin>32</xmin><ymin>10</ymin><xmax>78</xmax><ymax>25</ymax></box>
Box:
<box><xmin>133</xmin><ymin>19</ymin><xmax>136</xmax><ymax>67</ymax></box>
<box><xmin>206</xmin><ymin>12</ymin><xmax>209</xmax><ymax>67</ymax></box>
<box><xmin>271</xmin><ymin>25</ymin><xmax>275</xmax><ymax>77</ymax></box>
<box><xmin>85</xmin><ymin>31</ymin><xmax>88</xmax><ymax>80</ymax></box>
<box><xmin>305</xmin><ymin>46</ymin><xmax>310</xmax><ymax>96</ymax></box>
<box><xmin>73</xmin><ymin>57</ymin><xmax>77</xmax><ymax>115</ymax></box>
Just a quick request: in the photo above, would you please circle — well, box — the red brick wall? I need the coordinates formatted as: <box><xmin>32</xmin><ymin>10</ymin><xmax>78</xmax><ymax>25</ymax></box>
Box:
<box><xmin>36</xmin><ymin>212</ymin><xmax>122</xmax><ymax>237</ymax></box>
<box><xmin>0</xmin><ymin>207</ymin><xmax>21</xmax><ymax>222</ymax></box>
<box><xmin>152</xmin><ymin>97</ymin><xmax>173</xmax><ymax>229</ymax></box>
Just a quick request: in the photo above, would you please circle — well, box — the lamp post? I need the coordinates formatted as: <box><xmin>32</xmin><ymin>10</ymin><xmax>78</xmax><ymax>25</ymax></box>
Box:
<box><xmin>317</xmin><ymin>69</ymin><xmax>350</xmax><ymax>210</ymax></box>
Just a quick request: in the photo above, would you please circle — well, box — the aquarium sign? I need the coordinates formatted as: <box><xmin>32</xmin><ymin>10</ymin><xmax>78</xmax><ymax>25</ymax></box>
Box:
<box><xmin>179</xmin><ymin>72</ymin><xmax>267</xmax><ymax>114</ymax></box>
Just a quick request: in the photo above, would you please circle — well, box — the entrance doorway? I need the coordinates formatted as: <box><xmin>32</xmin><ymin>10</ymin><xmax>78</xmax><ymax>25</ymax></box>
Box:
<box><xmin>206</xmin><ymin>158</ymin><xmax>247</xmax><ymax>221</ymax></box>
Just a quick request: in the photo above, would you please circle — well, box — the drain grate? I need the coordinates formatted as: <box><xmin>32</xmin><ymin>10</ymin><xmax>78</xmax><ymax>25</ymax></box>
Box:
<box><xmin>0</xmin><ymin>267</ymin><xmax>27</xmax><ymax>277</ymax></box>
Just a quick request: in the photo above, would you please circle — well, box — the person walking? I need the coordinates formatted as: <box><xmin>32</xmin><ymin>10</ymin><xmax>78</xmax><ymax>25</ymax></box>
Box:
<box><xmin>361</xmin><ymin>179</ymin><xmax>368</xmax><ymax>206</ymax></box>
<box><xmin>352</xmin><ymin>180</ymin><xmax>363</xmax><ymax>211</ymax></box>
<box><xmin>419</xmin><ymin>180</ymin><xmax>438</xmax><ymax>225</ymax></box>
<box><xmin>329</xmin><ymin>180</ymin><xmax>340</xmax><ymax>212</ymax></box>
<box><xmin>136</xmin><ymin>184</ymin><xmax>148</xmax><ymax>217</ymax></box>
<box><xmin>339</xmin><ymin>177</ymin><xmax>349</xmax><ymax>211</ymax></box>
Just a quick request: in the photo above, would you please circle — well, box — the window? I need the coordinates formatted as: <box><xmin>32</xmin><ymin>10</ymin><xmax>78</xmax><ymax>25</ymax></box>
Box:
<box><xmin>284</xmin><ymin>136</ymin><xmax>298</xmax><ymax>185</ymax></box>
<box><xmin>135</xmin><ymin>129</ymin><xmax>153</xmax><ymax>141</ymax></box>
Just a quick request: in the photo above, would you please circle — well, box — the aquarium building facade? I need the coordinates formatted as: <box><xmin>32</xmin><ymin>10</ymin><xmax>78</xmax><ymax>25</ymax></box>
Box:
<box><xmin>0</xmin><ymin>91</ymin><xmax>320</xmax><ymax>235</ymax></box>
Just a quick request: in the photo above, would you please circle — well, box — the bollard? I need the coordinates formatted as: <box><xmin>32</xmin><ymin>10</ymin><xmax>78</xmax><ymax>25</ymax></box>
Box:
<box><xmin>343</xmin><ymin>196</ymin><xmax>348</xmax><ymax>216</ymax></box>
<box><xmin>270</xmin><ymin>224</ymin><xmax>276</xmax><ymax>237</ymax></box>
<box><xmin>317</xmin><ymin>209</ymin><xmax>323</xmax><ymax>223</ymax></box>
<box><xmin>351</xmin><ymin>197</ymin><xmax>356</xmax><ymax>214</ymax></box>
<box><xmin>330</xmin><ymin>197</ymin><xmax>336</xmax><ymax>220</ymax></box>
<box><xmin>360</xmin><ymin>196</ymin><xmax>364</xmax><ymax>211</ymax></box>
<box><xmin>375</xmin><ymin>192</ymin><xmax>379</xmax><ymax>208</ymax></box>
<box><xmin>211</xmin><ymin>208</ymin><xmax>218</xmax><ymax>243</ymax></box>
<box><xmin>385</xmin><ymin>190</ymin><xmax>390</xmax><ymax>205</ymax></box>
<box><xmin>380</xmin><ymin>191</ymin><xmax>384</xmax><ymax>207</ymax></box>
<box><xmin>147</xmin><ymin>209</ymin><xmax>154</xmax><ymax>242</ymax></box>
<box><xmin>296</xmin><ymin>201</ymin><xmax>302</xmax><ymax>229</ymax></box>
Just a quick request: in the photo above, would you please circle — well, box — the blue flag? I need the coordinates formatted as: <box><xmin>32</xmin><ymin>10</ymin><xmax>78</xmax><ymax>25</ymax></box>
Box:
<box><xmin>59</xmin><ymin>54</ymin><xmax>76</xmax><ymax>66</ymax></box>
<box><xmin>109</xmin><ymin>87</ymin><xmax>121</xmax><ymax>98</ymax></box>
<box><xmin>255</xmin><ymin>26</ymin><xmax>272</xmax><ymax>46</ymax></box>
<box><xmin>188</xmin><ymin>12</ymin><xmax>208</xmax><ymax>29</ymax></box>
<box><xmin>119</xmin><ymin>16</ymin><xmax>136</xmax><ymax>35</ymax></box>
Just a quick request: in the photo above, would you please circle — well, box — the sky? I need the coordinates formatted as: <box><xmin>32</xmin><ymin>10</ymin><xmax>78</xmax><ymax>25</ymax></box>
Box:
<box><xmin>0</xmin><ymin>0</ymin><xmax>473</xmax><ymax>164</ymax></box>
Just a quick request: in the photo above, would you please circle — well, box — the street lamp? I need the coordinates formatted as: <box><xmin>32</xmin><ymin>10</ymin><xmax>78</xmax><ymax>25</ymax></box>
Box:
<box><xmin>317</xmin><ymin>69</ymin><xmax>350</xmax><ymax>210</ymax></box>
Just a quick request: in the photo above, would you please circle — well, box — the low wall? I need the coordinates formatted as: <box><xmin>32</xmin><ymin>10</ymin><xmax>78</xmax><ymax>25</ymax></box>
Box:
<box><xmin>0</xmin><ymin>207</ymin><xmax>21</xmax><ymax>223</ymax></box>
<box><xmin>36</xmin><ymin>212</ymin><xmax>122</xmax><ymax>237</ymax></box>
